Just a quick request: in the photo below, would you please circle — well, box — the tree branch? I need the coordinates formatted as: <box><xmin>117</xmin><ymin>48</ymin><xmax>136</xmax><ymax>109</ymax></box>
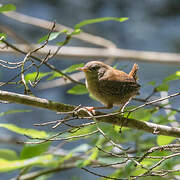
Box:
<box><xmin>0</xmin><ymin>90</ymin><xmax>179</xmax><ymax>138</ymax></box>
<box><xmin>3</xmin><ymin>11</ymin><xmax>116</xmax><ymax>49</ymax></box>
<box><xmin>1</xmin><ymin>44</ymin><xmax>180</xmax><ymax>64</ymax></box>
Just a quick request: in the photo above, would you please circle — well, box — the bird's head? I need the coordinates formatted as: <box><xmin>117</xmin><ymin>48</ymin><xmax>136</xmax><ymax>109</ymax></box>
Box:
<box><xmin>77</xmin><ymin>61</ymin><xmax>110</xmax><ymax>80</ymax></box>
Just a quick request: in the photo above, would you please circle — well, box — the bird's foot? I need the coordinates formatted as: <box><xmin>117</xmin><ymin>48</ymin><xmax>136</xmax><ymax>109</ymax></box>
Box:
<box><xmin>85</xmin><ymin>106</ymin><xmax>95</xmax><ymax>111</ymax></box>
<box><xmin>72</xmin><ymin>106</ymin><xmax>96</xmax><ymax>117</ymax></box>
<box><xmin>84</xmin><ymin>106</ymin><xmax>96</xmax><ymax>115</ymax></box>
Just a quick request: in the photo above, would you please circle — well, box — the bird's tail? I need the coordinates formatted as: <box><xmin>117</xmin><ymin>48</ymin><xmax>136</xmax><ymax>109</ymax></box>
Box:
<box><xmin>129</xmin><ymin>63</ymin><xmax>139</xmax><ymax>82</ymax></box>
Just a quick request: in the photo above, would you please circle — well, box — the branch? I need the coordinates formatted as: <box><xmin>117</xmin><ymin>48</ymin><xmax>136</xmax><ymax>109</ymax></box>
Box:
<box><xmin>1</xmin><ymin>44</ymin><xmax>180</xmax><ymax>64</ymax></box>
<box><xmin>3</xmin><ymin>11</ymin><xmax>116</xmax><ymax>49</ymax></box>
<box><xmin>11</xmin><ymin>163</ymin><xmax>76</xmax><ymax>180</ymax></box>
<box><xmin>0</xmin><ymin>40</ymin><xmax>84</xmax><ymax>86</ymax></box>
<box><xmin>0</xmin><ymin>90</ymin><xmax>180</xmax><ymax>138</ymax></box>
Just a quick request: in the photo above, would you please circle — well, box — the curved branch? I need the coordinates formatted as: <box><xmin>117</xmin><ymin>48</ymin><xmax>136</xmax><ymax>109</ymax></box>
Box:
<box><xmin>1</xmin><ymin>44</ymin><xmax>180</xmax><ymax>64</ymax></box>
<box><xmin>1</xmin><ymin>40</ymin><xmax>84</xmax><ymax>86</ymax></box>
<box><xmin>3</xmin><ymin>11</ymin><xmax>116</xmax><ymax>49</ymax></box>
<box><xmin>0</xmin><ymin>90</ymin><xmax>179</xmax><ymax>138</ymax></box>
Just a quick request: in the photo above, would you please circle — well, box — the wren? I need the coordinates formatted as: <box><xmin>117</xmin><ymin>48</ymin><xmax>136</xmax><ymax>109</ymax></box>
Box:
<box><xmin>77</xmin><ymin>61</ymin><xmax>140</xmax><ymax>112</ymax></box>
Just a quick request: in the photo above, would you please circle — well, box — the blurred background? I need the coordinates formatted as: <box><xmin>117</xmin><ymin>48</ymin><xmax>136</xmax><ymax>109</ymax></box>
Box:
<box><xmin>0</xmin><ymin>0</ymin><xmax>180</xmax><ymax>179</ymax></box>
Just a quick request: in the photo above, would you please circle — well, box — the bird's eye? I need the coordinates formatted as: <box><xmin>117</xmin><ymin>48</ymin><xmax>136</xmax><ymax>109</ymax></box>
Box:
<box><xmin>89</xmin><ymin>66</ymin><xmax>98</xmax><ymax>71</ymax></box>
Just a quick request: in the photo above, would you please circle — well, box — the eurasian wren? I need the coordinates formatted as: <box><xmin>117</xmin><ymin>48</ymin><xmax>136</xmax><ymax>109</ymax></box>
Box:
<box><xmin>78</xmin><ymin>61</ymin><xmax>140</xmax><ymax>112</ymax></box>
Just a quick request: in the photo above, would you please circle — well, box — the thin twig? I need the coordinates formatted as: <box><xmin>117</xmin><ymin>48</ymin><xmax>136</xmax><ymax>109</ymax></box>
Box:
<box><xmin>81</xmin><ymin>167</ymin><xmax>127</xmax><ymax>180</ymax></box>
<box><xmin>0</xmin><ymin>90</ymin><xmax>180</xmax><ymax>137</ymax></box>
<box><xmin>138</xmin><ymin>144</ymin><xmax>180</xmax><ymax>164</ymax></box>
<box><xmin>1</xmin><ymin>39</ymin><xmax>84</xmax><ymax>85</ymax></box>
<box><xmin>23</xmin><ymin>130</ymin><xmax>99</xmax><ymax>144</ymax></box>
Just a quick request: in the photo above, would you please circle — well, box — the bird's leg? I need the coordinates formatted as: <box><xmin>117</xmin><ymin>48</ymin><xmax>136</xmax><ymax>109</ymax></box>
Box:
<box><xmin>86</xmin><ymin>104</ymin><xmax>113</xmax><ymax>111</ymax></box>
<box><xmin>119</xmin><ymin>98</ymin><xmax>132</xmax><ymax>113</ymax></box>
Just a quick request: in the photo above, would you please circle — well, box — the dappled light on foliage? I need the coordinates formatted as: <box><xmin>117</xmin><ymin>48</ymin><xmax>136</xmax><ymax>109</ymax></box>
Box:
<box><xmin>0</xmin><ymin>2</ymin><xmax>180</xmax><ymax>180</ymax></box>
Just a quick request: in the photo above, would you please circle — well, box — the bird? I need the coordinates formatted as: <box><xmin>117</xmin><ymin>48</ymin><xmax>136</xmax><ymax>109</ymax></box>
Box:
<box><xmin>77</xmin><ymin>61</ymin><xmax>140</xmax><ymax>112</ymax></box>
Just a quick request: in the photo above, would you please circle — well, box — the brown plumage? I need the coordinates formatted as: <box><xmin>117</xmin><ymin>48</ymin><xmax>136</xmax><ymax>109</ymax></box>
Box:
<box><xmin>77</xmin><ymin>61</ymin><xmax>140</xmax><ymax>112</ymax></box>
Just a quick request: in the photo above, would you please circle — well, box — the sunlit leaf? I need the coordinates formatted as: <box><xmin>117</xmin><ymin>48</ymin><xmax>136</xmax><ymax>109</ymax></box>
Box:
<box><xmin>48</xmin><ymin>63</ymin><xmax>84</xmax><ymax>80</ymax></box>
<box><xmin>155</xmin><ymin>83</ymin><xmax>169</xmax><ymax>92</ymax></box>
<box><xmin>0</xmin><ymin>123</ymin><xmax>48</xmax><ymax>138</ymax></box>
<box><xmin>67</xmin><ymin>85</ymin><xmax>88</xmax><ymax>95</ymax></box>
<box><xmin>0</xmin><ymin>149</ymin><xmax>18</xmax><ymax>160</ymax></box>
<box><xmin>148</xmin><ymin>81</ymin><xmax>156</xmax><ymax>86</ymax></box>
<box><xmin>130</xmin><ymin>167</ymin><xmax>147</xmax><ymax>176</ymax></box>
<box><xmin>101</xmin><ymin>169</ymin><xmax>122</xmax><ymax>180</ymax></box>
<box><xmin>75</xmin><ymin>17</ymin><xmax>129</xmax><ymax>29</ymax></box>
<box><xmin>20</xmin><ymin>142</ymin><xmax>51</xmax><ymax>159</ymax></box>
<box><xmin>56</xmin><ymin>41</ymin><xmax>65</xmax><ymax>46</ymax></box>
<box><xmin>98</xmin><ymin>157</ymin><xmax>124</xmax><ymax>164</ymax></box>
<box><xmin>38</xmin><ymin>29</ymin><xmax>68</xmax><ymax>43</ymax></box>
<box><xmin>124</xmin><ymin>161</ymin><xmax>136</xmax><ymax>176</ymax></box>
<box><xmin>58</xmin><ymin>152</ymin><xmax>73</xmax><ymax>165</ymax></box>
<box><xmin>127</xmin><ymin>108</ymin><xmax>154</xmax><ymax>121</ymax></box>
<box><xmin>25</xmin><ymin>72</ymin><xmax>52</xmax><ymax>82</ymax></box>
<box><xmin>164</xmin><ymin>71</ymin><xmax>180</xmax><ymax>83</ymax></box>
<box><xmin>150</xmin><ymin>150</ymin><xmax>170</xmax><ymax>157</ymax></box>
<box><xmin>77</xmin><ymin>137</ymin><xmax>104</xmax><ymax>167</ymax></box>
<box><xmin>157</xmin><ymin>135</ymin><xmax>176</xmax><ymax>146</ymax></box>
<box><xmin>63</xmin><ymin>63</ymin><xmax>84</xmax><ymax>73</ymax></box>
<box><xmin>0</xmin><ymin>4</ymin><xmax>16</xmax><ymax>12</ymax></box>
<box><xmin>0</xmin><ymin>154</ymin><xmax>54</xmax><ymax>172</ymax></box>
<box><xmin>152</xmin><ymin>114</ymin><xmax>169</xmax><ymax>124</ymax></box>
<box><xmin>70</xmin><ymin>29</ymin><xmax>81</xmax><ymax>35</ymax></box>
<box><xmin>47</xmin><ymin>71</ymin><xmax>62</xmax><ymax>80</ymax></box>
<box><xmin>0</xmin><ymin>109</ymin><xmax>32</xmax><ymax>116</ymax></box>
<box><xmin>0</xmin><ymin>33</ymin><xmax>7</xmax><ymax>40</ymax></box>
<box><xmin>71</xmin><ymin>144</ymin><xmax>91</xmax><ymax>153</ymax></box>
<box><xmin>69</xmin><ymin>124</ymin><xmax>97</xmax><ymax>137</ymax></box>
<box><xmin>98</xmin><ymin>123</ymin><xmax>124</xmax><ymax>143</ymax></box>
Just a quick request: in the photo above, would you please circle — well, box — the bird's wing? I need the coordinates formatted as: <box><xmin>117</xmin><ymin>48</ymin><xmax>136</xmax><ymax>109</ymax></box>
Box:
<box><xmin>99</xmin><ymin>80</ymin><xmax>140</xmax><ymax>96</ymax></box>
<box><xmin>100</xmin><ymin>68</ymin><xmax>135</xmax><ymax>82</ymax></box>
<box><xmin>99</xmin><ymin>69</ymin><xmax>140</xmax><ymax>96</ymax></box>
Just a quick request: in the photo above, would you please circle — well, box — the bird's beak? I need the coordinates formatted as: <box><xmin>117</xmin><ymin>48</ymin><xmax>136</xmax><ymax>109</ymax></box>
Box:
<box><xmin>76</xmin><ymin>67</ymin><xmax>88</xmax><ymax>72</ymax></box>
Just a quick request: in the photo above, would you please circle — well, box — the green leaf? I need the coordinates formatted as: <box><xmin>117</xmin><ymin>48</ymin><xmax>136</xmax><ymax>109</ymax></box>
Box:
<box><xmin>98</xmin><ymin>157</ymin><xmax>124</xmax><ymax>164</ymax></box>
<box><xmin>157</xmin><ymin>135</ymin><xmax>176</xmax><ymax>146</ymax></box>
<box><xmin>0</xmin><ymin>33</ymin><xmax>7</xmax><ymax>40</ymax></box>
<box><xmin>25</xmin><ymin>72</ymin><xmax>52</xmax><ymax>82</ymax></box>
<box><xmin>150</xmin><ymin>150</ymin><xmax>170</xmax><ymax>157</ymax></box>
<box><xmin>71</xmin><ymin>144</ymin><xmax>91</xmax><ymax>153</ymax></box>
<box><xmin>0</xmin><ymin>123</ymin><xmax>48</xmax><ymax>138</ymax></box>
<box><xmin>152</xmin><ymin>114</ymin><xmax>169</xmax><ymax>124</ymax></box>
<box><xmin>77</xmin><ymin>137</ymin><xmax>104</xmax><ymax>167</ymax></box>
<box><xmin>127</xmin><ymin>108</ymin><xmax>154</xmax><ymax>121</ymax></box>
<box><xmin>0</xmin><ymin>149</ymin><xmax>18</xmax><ymax>160</ymax></box>
<box><xmin>75</xmin><ymin>17</ymin><xmax>129</xmax><ymax>29</ymax></box>
<box><xmin>67</xmin><ymin>84</ymin><xmax>88</xmax><ymax>95</ymax></box>
<box><xmin>48</xmin><ymin>63</ymin><xmax>84</xmax><ymax>80</ymax></box>
<box><xmin>47</xmin><ymin>72</ymin><xmax>62</xmax><ymax>80</ymax></box>
<box><xmin>0</xmin><ymin>4</ymin><xmax>16</xmax><ymax>12</ymax></box>
<box><xmin>63</xmin><ymin>63</ymin><xmax>84</xmax><ymax>74</ymax></box>
<box><xmin>0</xmin><ymin>109</ymin><xmax>32</xmax><ymax>116</ymax></box>
<box><xmin>164</xmin><ymin>71</ymin><xmax>180</xmax><ymax>83</ymax></box>
<box><xmin>0</xmin><ymin>154</ymin><xmax>54</xmax><ymax>172</ymax></box>
<box><xmin>38</xmin><ymin>29</ymin><xmax>68</xmax><ymax>43</ymax></box>
<box><xmin>69</xmin><ymin>124</ymin><xmax>97</xmax><ymax>137</ymax></box>
<box><xmin>155</xmin><ymin>83</ymin><xmax>169</xmax><ymax>92</ymax></box>
<box><xmin>112</xmin><ymin>63</ymin><xmax>120</xmax><ymax>69</ymax></box>
<box><xmin>131</xmin><ymin>167</ymin><xmax>147</xmax><ymax>176</ymax></box>
<box><xmin>70</xmin><ymin>29</ymin><xmax>82</xmax><ymax>35</ymax></box>
<box><xmin>98</xmin><ymin>123</ymin><xmax>124</xmax><ymax>143</ymax></box>
<box><xmin>148</xmin><ymin>81</ymin><xmax>156</xmax><ymax>86</ymax></box>
<box><xmin>20</xmin><ymin>142</ymin><xmax>51</xmax><ymax>159</ymax></box>
<box><xmin>56</xmin><ymin>41</ymin><xmax>65</xmax><ymax>46</ymax></box>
